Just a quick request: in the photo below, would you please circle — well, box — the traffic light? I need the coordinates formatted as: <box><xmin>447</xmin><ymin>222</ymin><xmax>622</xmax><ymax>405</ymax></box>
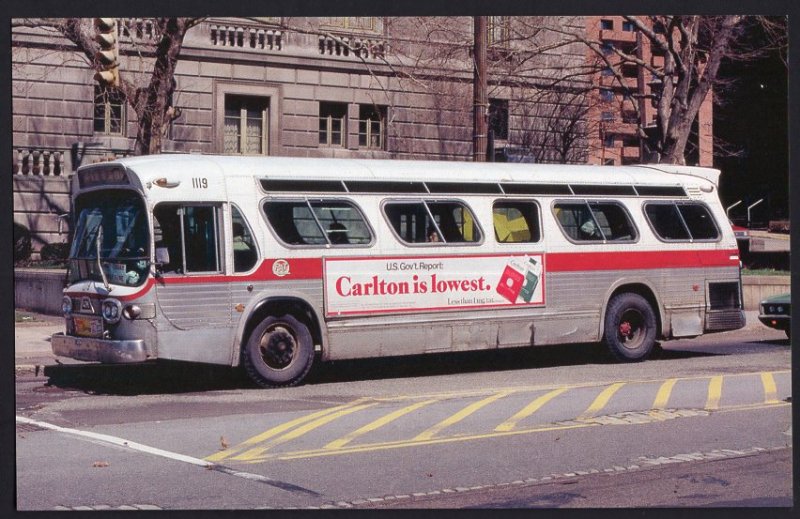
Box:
<box><xmin>93</xmin><ymin>18</ymin><xmax>119</xmax><ymax>87</ymax></box>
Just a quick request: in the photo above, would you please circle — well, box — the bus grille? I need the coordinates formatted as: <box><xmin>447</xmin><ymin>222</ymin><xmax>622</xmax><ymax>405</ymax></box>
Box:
<box><xmin>706</xmin><ymin>309</ymin><xmax>745</xmax><ymax>331</ymax></box>
<box><xmin>708</xmin><ymin>282</ymin><xmax>741</xmax><ymax>310</ymax></box>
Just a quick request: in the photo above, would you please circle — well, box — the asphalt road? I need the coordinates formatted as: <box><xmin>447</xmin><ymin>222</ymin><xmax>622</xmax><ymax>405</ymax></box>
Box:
<box><xmin>15</xmin><ymin>325</ymin><xmax>793</xmax><ymax>510</ymax></box>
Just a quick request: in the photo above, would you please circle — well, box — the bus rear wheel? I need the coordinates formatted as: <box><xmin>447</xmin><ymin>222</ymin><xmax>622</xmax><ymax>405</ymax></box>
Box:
<box><xmin>243</xmin><ymin>315</ymin><xmax>314</xmax><ymax>388</ymax></box>
<box><xmin>603</xmin><ymin>293</ymin><xmax>656</xmax><ymax>361</ymax></box>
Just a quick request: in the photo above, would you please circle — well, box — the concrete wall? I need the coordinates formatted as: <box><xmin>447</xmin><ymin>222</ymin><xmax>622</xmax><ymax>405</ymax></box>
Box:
<box><xmin>742</xmin><ymin>275</ymin><xmax>792</xmax><ymax>310</ymax></box>
<box><xmin>15</xmin><ymin>269</ymin><xmax>789</xmax><ymax>316</ymax></box>
<box><xmin>14</xmin><ymin>269</ymin><xmax>68</xmax><ymax>315</ymax></box>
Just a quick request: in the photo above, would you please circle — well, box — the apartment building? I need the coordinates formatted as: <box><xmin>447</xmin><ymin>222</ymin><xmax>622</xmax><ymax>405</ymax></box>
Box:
<box><xmin>584</xmin><ymin>16</ymin><xmax>713</xmax><ymax>167</ymax></box>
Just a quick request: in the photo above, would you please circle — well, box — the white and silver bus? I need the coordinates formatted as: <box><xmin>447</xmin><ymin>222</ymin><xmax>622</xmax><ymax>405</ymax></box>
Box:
<box><xmin>52</xmin><ymin>155</ymin><xmax>745</xmax><ymax>387</ymax></box>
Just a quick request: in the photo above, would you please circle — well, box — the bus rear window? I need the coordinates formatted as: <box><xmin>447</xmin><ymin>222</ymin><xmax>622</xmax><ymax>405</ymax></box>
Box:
<box><xmin>263</xmin><ymin>199</ymin><xmax>372</xmax><ymax>246</ymax></box>
<box><xmin>644</xmin><ymin>202</ymin><xmax>720</xmax><ymax>241</ymax></box>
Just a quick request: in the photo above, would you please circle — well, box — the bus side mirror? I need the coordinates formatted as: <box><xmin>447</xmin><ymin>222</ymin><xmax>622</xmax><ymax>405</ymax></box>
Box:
<box><xmin>155</xmin><ymin>247</ymin><xmax>170</xmax><ymax>266</ymax></box>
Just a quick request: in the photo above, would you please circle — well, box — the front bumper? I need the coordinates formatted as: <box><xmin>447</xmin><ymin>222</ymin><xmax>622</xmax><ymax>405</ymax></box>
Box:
<box><xmin>758</xmin><ymin>315</ymin><xmax>790</xmax><ymax>331</ymax></box>
<box><xmin>52</xmin><ymin>333</ymin><xmax>153</xmax><ymax>363</ymax></box>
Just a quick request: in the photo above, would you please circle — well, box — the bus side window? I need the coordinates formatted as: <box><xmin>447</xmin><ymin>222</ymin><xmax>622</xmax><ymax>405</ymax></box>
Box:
<box><xmin>678</xmin><ymin>203</ymin><xmax>720</xmax><ymax>240</ymax></box>
<box><xmin>231</xmin><ymin>205</ymin><xmax>258</xmax><ymax>272</ymax></box>
<box><xmin>645</xmin><ymin>202</ymin><xmax>719</xmax><ymax>242</ymax></box>
<box><xmin>153</xmin><ymin>204</ymin><xmax>222</xmax><ymax>274</ymax></box>
<box><xmin>590</xmin><ymin>202</ymin><xmax>637</xmax><ymax>241</ymax></box>
<box><xmin>493</xmin><ymin>201</ymin><xmax>541</xmax><ymax>243</ymax></box>
<box><xmin>264</xmin><ymin>199</ymin><xmax>372</xmax><ymax>247</ymax></box>
<box><xmin>153</xmin><ymin>205</ymin><xmax>184</xmax><ymax>274</ymax></box>
<box><xmin>644</xmin><ymin>203</ymin><xmax>692</xmax><ymax>241</ymax></box>
<box><xmin>554</xmin><ymin>202</ymin><xmax>603</xmax><ymax>241</ymax></box>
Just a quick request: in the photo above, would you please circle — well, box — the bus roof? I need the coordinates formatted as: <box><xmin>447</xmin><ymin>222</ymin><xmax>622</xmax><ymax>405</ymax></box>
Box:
<box><xmin>95</xmin><ymin>154</ymin><xmax>721</xmax><ymax>189</ymax></box>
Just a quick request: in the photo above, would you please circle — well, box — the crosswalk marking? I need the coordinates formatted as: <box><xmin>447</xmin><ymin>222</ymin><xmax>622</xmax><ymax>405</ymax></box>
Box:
<box><xmin>204</xmin><ymin>370</ymin><xmax>790</xmax><ymax>464</ymax></box>
<box><xmin>652</xmin><ymin>378</ymin><xmax>678</xmax><ymax>410</ymax></box>
<box><xmin>578</xmin><ymin>383</ymin><xmax>625</xmax><ymax>421</ymax></box>
<box><xmin>412</xmin><ymin>391</ymin><xmax>513</xmax><ymax>441</ymax></box>
<box><xmin>324</xmin><ymin>399</ymin><xmax>440</xmax><ymax>450</ymax></box>
<box><xmin>495</xmin><ymin>387</ymin><xmax>569</xmax><ymax>432</ymax></box>
<box><xmin>205</xmin><ymin>399</ymin><xmax>370</xmax><ymax>462</ymax></box>
<box><xmin>705</xmin><ymin>376</ymin><xmax>724</xmax><ymax>410</ymax></box>
<box><xmin>760</xmin><ymin>372</ymin><xmax>779</xmax><ymax>403</ymax></box>
<box><xmin>229</xmin><ymin>401</ymin><xmax>378</xmax><ymax>462</ymax></box>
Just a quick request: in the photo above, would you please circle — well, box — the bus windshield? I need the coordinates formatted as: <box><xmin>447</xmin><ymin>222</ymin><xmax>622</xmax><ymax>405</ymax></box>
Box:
<box><xmin>68</xmin><ymin>189</ymin><xmax>150</xmax><ymax>287</ymax></box>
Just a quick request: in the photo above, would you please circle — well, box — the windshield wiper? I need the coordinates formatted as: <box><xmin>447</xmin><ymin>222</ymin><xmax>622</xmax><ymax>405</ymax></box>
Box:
<box><xmin>96</xmin><ymin>224</ymin><xmax>111</xmax><ymax>292</ymax></box>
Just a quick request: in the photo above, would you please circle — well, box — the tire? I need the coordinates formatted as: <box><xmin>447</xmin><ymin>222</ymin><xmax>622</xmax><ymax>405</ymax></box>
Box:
<box><xmin>243</xmin><ymin>314</ymin><xmax>315</xmax><ymax>388</ymax></box>
<box><xmin>603</xmin><ymin>293</ymin><xmax>657</xmax><ymax>362</ymax></box>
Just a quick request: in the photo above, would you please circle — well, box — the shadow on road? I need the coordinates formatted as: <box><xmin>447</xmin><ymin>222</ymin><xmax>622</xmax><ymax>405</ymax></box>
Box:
<box><xmin>39</xmin><ymin>338</ymin><xmax>742</xmax><ymax>396</ymax></box>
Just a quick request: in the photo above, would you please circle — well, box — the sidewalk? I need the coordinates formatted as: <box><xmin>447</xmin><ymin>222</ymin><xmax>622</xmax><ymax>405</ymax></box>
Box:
<box><xmin>13</xmin><ymin>310</ymin><xmax>767</xmax><ymax>374</ymax></box>
<box><xmin>14</xmin><ymin>317</ymin><xmax>67</xmax><ymax>374</ymax></box>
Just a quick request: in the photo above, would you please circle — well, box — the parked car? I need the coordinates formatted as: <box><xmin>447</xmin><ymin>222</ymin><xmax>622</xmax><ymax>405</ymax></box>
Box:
<box><xmin>758</xmin><ymin>293</ymin><xmax>791</xmax><ymax>338</ymax></box>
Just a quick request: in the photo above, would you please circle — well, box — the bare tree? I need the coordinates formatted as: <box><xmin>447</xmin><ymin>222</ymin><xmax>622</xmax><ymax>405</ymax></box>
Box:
<box><xmin>12</xmin><ymin>17</ymin><xmax>203</xmax><ymax>155</ymax></box>
<box><xmin>563</xmin><ymin>15</ymin><xmax>787</xmax><ymax>165</ymax></box>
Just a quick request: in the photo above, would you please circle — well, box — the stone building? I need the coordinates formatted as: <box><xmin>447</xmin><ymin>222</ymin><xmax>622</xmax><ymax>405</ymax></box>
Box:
<box><xmin>11</xmin><ymin>16</ymin><xmax>712</xmax><ymax>255</ymax></box>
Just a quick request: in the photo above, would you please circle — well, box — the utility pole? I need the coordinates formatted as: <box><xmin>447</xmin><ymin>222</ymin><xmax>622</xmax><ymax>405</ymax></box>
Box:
<box><xmin>473</xmin><ymin>16</ymin><xmax>488</xmax><ymax>162</ymax></box>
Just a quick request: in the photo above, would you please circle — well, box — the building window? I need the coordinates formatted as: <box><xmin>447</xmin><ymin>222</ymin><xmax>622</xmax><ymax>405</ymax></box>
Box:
<box><xmin>224</xmin><ymin>95</ymin><xmax>269</xmax><ymax>155</ymax></box>
<box><xmin>603</xmin><ymin>133</ymin><xmax>615</xmax><ymax>148</ymax></box>
<box><xmin>600</xmin><ymin>89</ymin><xmax>614</xmax><ymax>102</ymax></box>
<box><xmin>358</xmin><ymin>104</ymin><xmax>386</xmax><ymax>149</ymax></box>
<box><xmin>601</xmin><ymin>67</ymin><xmax>614</xmax><ymax>77</ymax></box>
<box><xmin>601</xmin><ymin>42</ymin><xmax>614</xmax><ymax>55</ymax></box>
<box><xmin>622</xmin><ymin>21</ymin><xmax>636</xmax><ymax>32</ymax></box>
<box><xmin>93</xmin><ymin>86</ymin><xmax>126</xmax><ymax>135</ymax></box>
<box><xmin>488</xmin><ymin>16</ymin><xmax>511</xmax><ymax>47</ymax></box>
<box><xmin>489</xmin><ymin>99</ymin><xmax>509</xmax><ymax>141</ymax></box>
<box><xmin>601</xmin><ymin>111</ymin><xmax>615</xmax><ymax>122</ymax></box>
<box><xmin>600</xmin><ymin>19</ymin><xmax>614</xmax><ymax>30</ymax></box>
<box><xmin>603</xmin><ymin>158</ymin><xmax>615</xmax><ymax>166</ymax></box>
<box><xmin>319</xmin><ymin>102</ymin><xmax>347</xmax><ymax>147</ymax></box>
<box><xmin>321</xmin><ymin>17</ymin><xmax>380</xmax><ymax>32</ymax></box>
<box><xmin>622</xmin><ymin>64</ymin><xmax>638</xmax><ymax>78</ymax></box>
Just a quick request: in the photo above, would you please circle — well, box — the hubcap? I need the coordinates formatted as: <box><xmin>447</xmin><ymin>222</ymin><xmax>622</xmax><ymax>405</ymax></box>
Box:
<box><xmin>618</xmin><ymin>309</ymin><xmax>645</xmax><ymax>350</ymax></box>
<box><xmin>259</xmin><ymin>325</ymin><xmax>297</xmax><ymax>370</ymax></box>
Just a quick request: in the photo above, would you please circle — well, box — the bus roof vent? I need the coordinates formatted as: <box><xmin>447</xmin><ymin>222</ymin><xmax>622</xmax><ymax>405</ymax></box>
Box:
<box><xmin>685</xmin><ymin>186</ymin><xmax>703</xmax><ymax>199</ymax></box>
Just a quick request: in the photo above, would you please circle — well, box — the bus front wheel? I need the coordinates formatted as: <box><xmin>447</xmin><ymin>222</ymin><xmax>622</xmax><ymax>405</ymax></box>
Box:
<box><xmin>603</xmin><ymin>293</ymin><xmax>656</xmax><ymax>361</ymax></box>
<box><xmin>243</xmin><ymin>315</ymin><xmax>315</xmax><ymax>388</ymax></box>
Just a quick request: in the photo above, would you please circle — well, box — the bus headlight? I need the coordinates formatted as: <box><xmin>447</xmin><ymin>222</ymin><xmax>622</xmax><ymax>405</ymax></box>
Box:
<box><xmin>123</xmin><ymin>304</ymin><xmax>142</xmax><ymax>320</ymax></box>
<box><xmin>101</xmin><ymin>298</ymin><xmax>122</xmax><ymax>324</ymax></box>
<box><xmin>62</xmin><ymin>296</ymin><xmax>73</xmax><ymax>315</ymax></box>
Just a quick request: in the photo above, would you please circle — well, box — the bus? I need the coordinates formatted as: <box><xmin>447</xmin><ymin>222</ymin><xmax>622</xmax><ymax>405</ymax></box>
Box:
<box><xmin>52</xmin><ymin>155</ymin><xmax>745</xmax><ymax>387</ymax></box>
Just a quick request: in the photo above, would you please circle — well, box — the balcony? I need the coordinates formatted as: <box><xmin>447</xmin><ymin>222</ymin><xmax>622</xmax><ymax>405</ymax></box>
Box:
<box><xmin>599</xmin><ymin>29</ymin><xmax>637</xmax><ymax>43</ymax></box>
<box><xmin>622</xmin><ymin>145</ymin><xmax>640</xmax><ymax>159</ymax></box>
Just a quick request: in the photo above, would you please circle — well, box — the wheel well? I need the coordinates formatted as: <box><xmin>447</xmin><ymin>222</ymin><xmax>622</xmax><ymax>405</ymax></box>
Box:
<box><xmin>242</xmin><ymin>298</ymin><xmax>323</xmax><ymax>360</ymax></box>
<box><xmin>607</xmin><ymin>284</ymin><xmax>663</xmax><ymax>337</ymax></box>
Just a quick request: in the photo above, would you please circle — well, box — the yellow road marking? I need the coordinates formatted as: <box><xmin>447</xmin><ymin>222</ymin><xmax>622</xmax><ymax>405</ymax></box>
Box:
<box><xmin>495</xmin><ymin>387</ymin><xmax>569</xmax><ymax>432</ymax></box>
<box><xmin>324</xmin><ymin>399</ymin><xmax>440</xmax><ymax>450</ymax></box>
<box><xmin>578</xmin><ymin>382</ymin><xmax>625</xmax><ymax>421</ymax></box>
<box><xmin>761</xmin><ymin>372</ymin><xmax>779</xmax><ymax>403</ymax></box>
<box><xmin>652</xmin><ymin>378</ymin><xmax>678</xmax><ymax>410</ymax></box>
<box><xmin>205</xmin><ymin>399</ymin><xmax>371</xmax><ymax>462</ymax></box>
<box><xmin>705</xmin><ymin>376</ymin><xmax>724</xmax><ymax>410</ymax></box>
<box><xmin>238</xmin><ymin>400</ymin><xmax>791</xmax><ymax>463</ymax></box>
<box><xmin>412</xmin><ymin>391</ymin><xmax>513</xmax><ymax>441</ymax></box>
<box><xmin>231</xmin><ymin>401</ymin><xmax>377</xmax><ymax>462</ymax></box>
<box><xmin>275</xmin><ymin>421</ymin><xmax>600</xmax><ymax>462</ymax></box>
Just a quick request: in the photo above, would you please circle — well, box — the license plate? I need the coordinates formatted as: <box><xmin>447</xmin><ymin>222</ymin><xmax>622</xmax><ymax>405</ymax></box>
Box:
<box><xmin>74</xmin><ymin>316</ymin><xmax>104</xmax><ymax>338</ymax></box>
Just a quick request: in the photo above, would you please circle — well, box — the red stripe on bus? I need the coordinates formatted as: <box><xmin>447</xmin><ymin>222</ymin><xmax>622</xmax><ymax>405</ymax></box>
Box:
<box><xmin>547</xmin><ymin>249</ymin><xmax>739</xmax><ymax>272</ymax></box>
<box><xmin>159</xmin><ymin>257</ymin><xmax>324</xmax><ymax>284</ymax></box>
